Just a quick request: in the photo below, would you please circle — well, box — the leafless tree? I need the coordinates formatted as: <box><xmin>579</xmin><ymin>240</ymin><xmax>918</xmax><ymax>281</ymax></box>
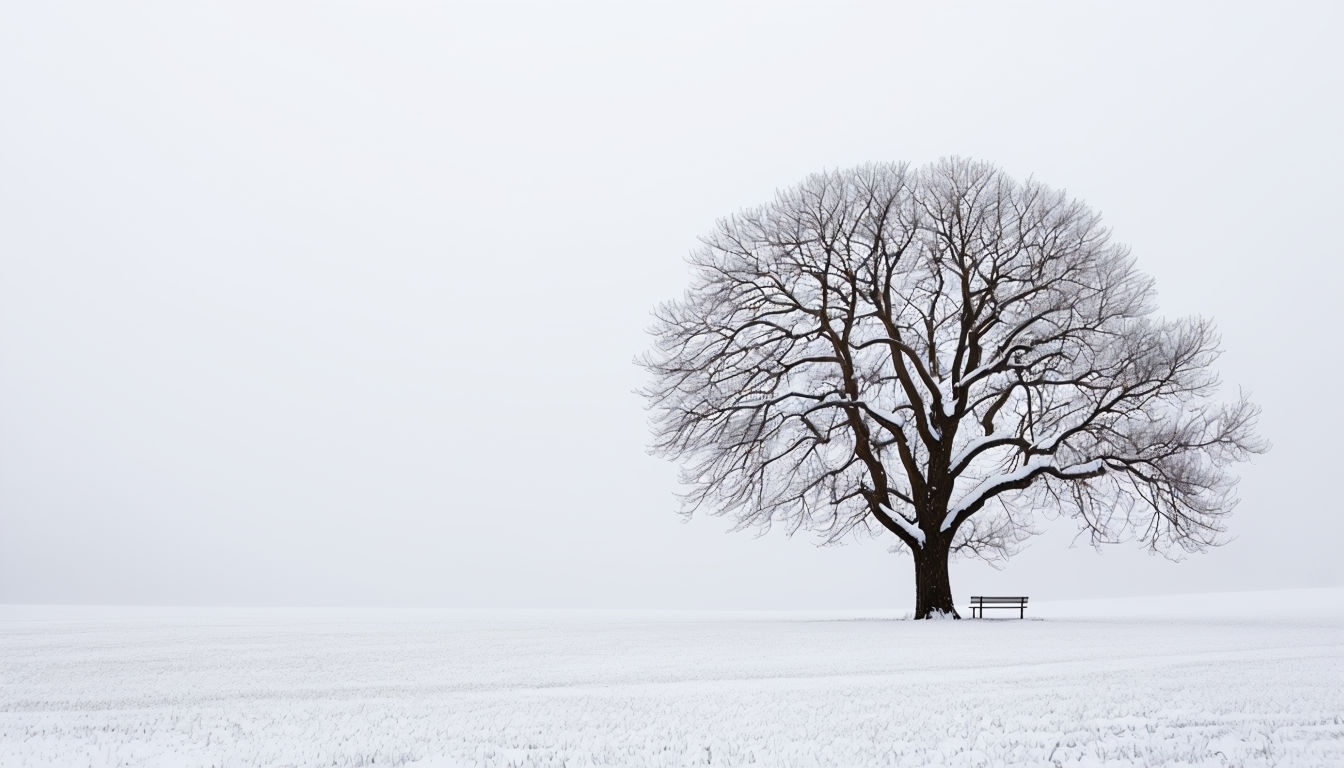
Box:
<box><xmin>641</xmin><ymin>159</ymin><xmax>1266</xmax><ymax>619</ymax></box>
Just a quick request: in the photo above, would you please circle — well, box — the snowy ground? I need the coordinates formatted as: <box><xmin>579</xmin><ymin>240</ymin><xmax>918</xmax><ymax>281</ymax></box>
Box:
<box><xmin>2</xmin><ymin>589</ymin><xmax>1341</xmax><ymax>767</ymax></box>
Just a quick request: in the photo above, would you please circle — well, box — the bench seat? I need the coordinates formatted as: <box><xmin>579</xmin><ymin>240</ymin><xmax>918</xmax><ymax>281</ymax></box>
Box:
<box><xmin>969</xmin><ymin>595</ymin><xmax>1028</xmax><ymax>619</ymax></box>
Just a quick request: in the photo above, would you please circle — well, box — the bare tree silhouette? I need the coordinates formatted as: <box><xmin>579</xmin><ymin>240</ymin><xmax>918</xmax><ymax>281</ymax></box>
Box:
<box><xmin>642</xmin><ymin>159</ymin><xmax>1266</xmax><ymax>618</ymax></box>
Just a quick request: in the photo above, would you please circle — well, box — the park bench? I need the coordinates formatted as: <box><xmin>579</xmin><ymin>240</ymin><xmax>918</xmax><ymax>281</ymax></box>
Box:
<box><xmin>969</xmin><ymin>595</ymin><xmax>1028</xmax><ymax>619</ymax></box>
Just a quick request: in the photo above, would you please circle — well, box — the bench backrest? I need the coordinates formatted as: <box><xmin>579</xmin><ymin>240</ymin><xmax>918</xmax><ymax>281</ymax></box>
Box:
<box><xmin>969</xmin><ymin>596</ymin><xmax>1028</xmax><ymax>604</ymax></box>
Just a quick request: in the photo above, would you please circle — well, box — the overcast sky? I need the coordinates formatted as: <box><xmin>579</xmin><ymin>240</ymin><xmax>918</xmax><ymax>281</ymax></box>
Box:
<box><xmin>2</xmin><ymin>1</ymin><xmax>1341</xmax><ymax>609</ymax></box>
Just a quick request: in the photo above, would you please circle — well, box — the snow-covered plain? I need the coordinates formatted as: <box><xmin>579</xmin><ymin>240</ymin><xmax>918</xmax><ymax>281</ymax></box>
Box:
<box><xmin>2</xmin><ymin>588</ymin><xmax>1341</xmax><ymax>767</ymax></box>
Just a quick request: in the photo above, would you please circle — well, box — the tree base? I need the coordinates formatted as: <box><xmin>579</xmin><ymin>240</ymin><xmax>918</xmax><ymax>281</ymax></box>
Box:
<box><xmin>913</xmin><ymin>542</ymin><xmax>959</xmax><ymax>620</ymax></box>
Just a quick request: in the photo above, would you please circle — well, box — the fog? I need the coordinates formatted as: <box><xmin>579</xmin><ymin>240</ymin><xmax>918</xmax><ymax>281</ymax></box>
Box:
<box><xmin>2</xmin><ymin>1</ymin><xmax>1340</xmax><ymax>609</ymax></box>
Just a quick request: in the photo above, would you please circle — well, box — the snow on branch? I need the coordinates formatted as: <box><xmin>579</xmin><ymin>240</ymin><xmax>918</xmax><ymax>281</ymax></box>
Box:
<box><xmin>942</xmin><ymin>458</ymin><xmax>1105</xmax><ymax>533</ymax></box>
<box><xmin>880</xmin><ymin>504</ymin><xmax>925</xmax><ymax>548</ymax></box>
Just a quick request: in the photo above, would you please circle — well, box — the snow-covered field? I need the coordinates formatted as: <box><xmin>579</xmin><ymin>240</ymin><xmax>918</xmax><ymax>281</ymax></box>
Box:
<box><xmin>2</xmin><ymin>588</ymin><xmax>1341</xmax><ymax>767</ymax></box>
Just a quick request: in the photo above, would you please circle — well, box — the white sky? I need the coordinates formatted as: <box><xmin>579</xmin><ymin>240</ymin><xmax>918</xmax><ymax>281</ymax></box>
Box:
<box><xmin>2</xmin><ymin>1</ymin><xmax>1341</xmax><ymax>609</ymax></box>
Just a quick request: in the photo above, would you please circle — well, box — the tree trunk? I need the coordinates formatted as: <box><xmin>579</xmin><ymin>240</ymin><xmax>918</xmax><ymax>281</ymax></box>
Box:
<box><xmin>913</xmin><ymin>540</ymin><xmax>959</xmax><ymax>619</ymax></box>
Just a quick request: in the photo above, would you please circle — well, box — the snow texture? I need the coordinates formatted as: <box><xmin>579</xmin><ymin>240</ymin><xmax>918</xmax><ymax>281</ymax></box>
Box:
<box><xmin>1</xmin><ymin>588</ymin><xmax>1341</xmax><ymax>767</ymax></box>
